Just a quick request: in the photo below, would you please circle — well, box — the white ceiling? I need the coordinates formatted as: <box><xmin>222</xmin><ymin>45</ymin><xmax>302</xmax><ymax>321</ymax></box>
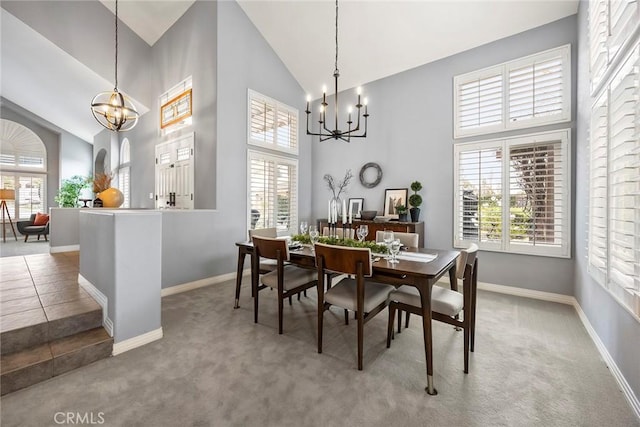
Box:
<box><xmin>1</xmin><ymin>0</ymin><xmax>578</xmax><ymax>143</ymax></box>
<box><xmin>237</xmin><ymin>0</ymin><xmax>579</xmax><ymax>98</ymax></box>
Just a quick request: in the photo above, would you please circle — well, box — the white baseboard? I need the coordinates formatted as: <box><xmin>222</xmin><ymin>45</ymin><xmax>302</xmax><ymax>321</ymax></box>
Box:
<box><xmin>78</xmin><ymin>274</ymin><xmax>113</xmax><ymax>337</ymax></box>
<box><xmin>112</xmin><ymin>327</ymin><xmax>163</xmax><ymax>356</ymax></box>
<box><xmin>480</xmin><ymin>281</ymin><xmax>639</xmax><ymax>419</ymax></box>
<box><xmin>160</xmin><ymin>269</ymin><xmax>251</xmax><ymax>297</ymax></box>
<box><xmin>50</xmin><ymin>244</ymin><xmax>79</xmax><ymax>253</ymax></box>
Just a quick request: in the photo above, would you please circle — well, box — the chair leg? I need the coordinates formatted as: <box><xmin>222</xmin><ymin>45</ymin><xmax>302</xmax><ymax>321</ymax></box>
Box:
<box><xmin>44</xmin><ymin>234</ymin><xmax>48</xmax><ymax>241</ymax></box>
<box><xmin>24</xmin><ymin>235</ymin><xmax>28</xmax><ymax>242</ymax></box>
<box><xmin>278</xmin><ymin>295</ymin><xmax>284</xmax><ymax>334</ymax></box>
<box><xmin>386</xmin><ymin>304</ymin><xmax>396</xmax><ymax>348</ymax></box>
<box><xmin>464</xmin><ymin>326</ymin><xmax>470</xmax><ymax>374</ymax></box>
<box><xmin>304</xmin><ymin>290</ymin><xmax>307</xmax><ymax>298</ymax></box>
<box><xmin>37</xmin><ymin>234</ymin><xmax>41</xmax><ymax>240</ymax></box>
<box><xmin>318</xmin><ymin>304</ymin><xmax>324</xmax><ymax>354</ymax></box>
<box><xmin>344</xmin><ymin>309</ymin><xmax>349</xmax><ymax>325</ymax></box>
<box><xmin>289</xmin><ymin>296</ymin><xmax>292</xmax><ymax>306</ymax></box>
<box><xmin>397</xmin><ymin>310</ymin><xmax>402</xmax><ymax>334</ymax></box>
<box><xmin>254</xmin><ymin>286</ymin><xmax>259</xmax><ymax>324</ymax></box>
<box><xmin>357</xmin><ymin>310</ymin><xmax>364</xmax><ymax>371</ymax></box>
<box><xmin>297</xmin><ymin>293</ymin><xmax>301</xmax><ymax>301</ymax></box>
<box><xmin>405</xmin><ymin>312</ymin><xmax>410</xmax><ymax>329</ymax></box>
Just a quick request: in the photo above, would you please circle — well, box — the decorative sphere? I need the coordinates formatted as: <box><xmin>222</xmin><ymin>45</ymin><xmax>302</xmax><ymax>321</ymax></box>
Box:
<box><xmin>99</xmin><ymin>188</ymin><xmax>124</xmax><ymax>208</ymax></box>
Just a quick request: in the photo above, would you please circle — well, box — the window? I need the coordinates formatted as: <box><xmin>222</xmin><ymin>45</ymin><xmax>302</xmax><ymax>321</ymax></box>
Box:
<box><xmin>454</xmin><ymin>45</ymin><xmax>571</xmax><ymax>138</ymax></box>
<box><xmin>247</xmin><ymin>150</ymin><xmax>298</xmax><ymax>235</ymax></box>
<box><xmin>248</xmin><ymin>90</ymin><xmax>298</xmax><ymax>154</ymax></box>
<box><xmin>588</xmin><ymin>0</ymin><xmax>639</xmax><ymax>317</ymax></box>
<box><xmin>0</xmin><ymin>119</ymin><xmax>47</xmax><ymax>220</ymax></box>
<box><xmin>454</xmin><ymin>129</ymin><xmax>571</xmax><ymax>258</ymax></box>
<box><xmin>117</xmin><ymin>138</ymin><xmax>130</xmax><ymax>208</ymax></box>
<box><xmin>160</xmin><ymin>76</ymin><xmax>193</xmax><ymax>136</ymax></box>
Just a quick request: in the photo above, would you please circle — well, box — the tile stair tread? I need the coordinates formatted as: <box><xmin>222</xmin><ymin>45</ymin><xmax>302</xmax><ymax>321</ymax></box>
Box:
<box><xmin>1</xmin><ymin>328</ymin><xmax>112</xmax><ymax>376</ymax></box>
<box><xmin>0</xmin><ymin>308</ymin><xmax>48</xmax><ymax>334</ymax></box>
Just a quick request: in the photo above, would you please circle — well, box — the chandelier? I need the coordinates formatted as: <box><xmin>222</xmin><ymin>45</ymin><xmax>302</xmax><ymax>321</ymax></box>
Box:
<box><xmin>305</xmin><ymin>0</ymin><xmax>369</xmax><ymax>142</ymax></box>
<box><xmin>90</xmin><ymin>0</ymin><xmax>139</xmax><ymax>132</ymax></box>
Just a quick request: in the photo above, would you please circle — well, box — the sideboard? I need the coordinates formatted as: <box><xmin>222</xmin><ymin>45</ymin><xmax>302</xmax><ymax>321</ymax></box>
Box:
<box><xmin>316</xmin><ymin>219</ymin><xmax>425</xmax><ymax>247</ymax></box>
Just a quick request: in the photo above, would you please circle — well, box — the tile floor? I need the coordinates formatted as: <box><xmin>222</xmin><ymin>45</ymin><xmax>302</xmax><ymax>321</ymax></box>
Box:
<box><xmin>0</xmin><ymin>252</ymin><xmax>99</xmax><ymax>347</ymax></box>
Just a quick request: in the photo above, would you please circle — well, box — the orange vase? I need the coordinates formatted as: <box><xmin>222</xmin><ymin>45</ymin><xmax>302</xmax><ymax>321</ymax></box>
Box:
<box><xmin>98</xmin><ymin>187</ymin><xmax>124</xmax><ymax>208</ymax></box>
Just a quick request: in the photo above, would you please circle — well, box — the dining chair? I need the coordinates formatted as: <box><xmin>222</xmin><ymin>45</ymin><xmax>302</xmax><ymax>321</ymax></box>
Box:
<box><xmin>322</xmin><ymin>227</ymin><xmax>355</xmax><ymax>239</ymax></box>
<box><xmin>375</xmin><ymin>230</ymin><xmax>419</xmax><ymax>248</ymax></box>
<box><xmin>386</xmin><ymin>243</ymin><xmax>478</xmax><ymax>373</ymax></box>
<box><xmin>251</xmin><ymin>235</ymin><xmax>317</xmax><ymax>334</ymax></box>
<box><xmin>315</xmin><ymin>243</ymin><xmax>394</xmax><ymax>370</ymax></box>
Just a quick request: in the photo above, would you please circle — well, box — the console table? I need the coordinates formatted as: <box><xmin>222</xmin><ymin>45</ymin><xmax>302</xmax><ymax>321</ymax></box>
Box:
<box><xmin>316</xmin><ymin>219</ymin><xmax>425</xmax><ymax>247</ymax></box>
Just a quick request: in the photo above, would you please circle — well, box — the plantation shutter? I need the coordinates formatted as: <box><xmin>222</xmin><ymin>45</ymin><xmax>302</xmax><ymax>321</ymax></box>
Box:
<box><xmin>589</xmin><ymin>0</ymin><xmax>609</xmax><ymax>92</ymax></box>
<box><xmin>508</xmin><ymin>142</ymin><xmax>566</xmax><ymax>250</ymax></box>
<box><xmin>118</xmin><ymin>167</ymin><xmax>130</xmax><ymax>209</ymax></box>
<box><xmin>455</xmin><ymin>145</ymin><xmax>503</xmax><ymax>248</ymax></box>
<box><xmin>607</xmin><ymin>46</ymin><xmax>640</xmax><ymax>295</ymax></box>
<box><xmin>248</xmin><ymin>150</ymin><xmax>298</xmax><ymax>235</ymax></box>
<box><xmin>456</xmin><ymin>73</ymin><xmax>503</xmax><ymax>133</ymax></box>
<box><xmin>588</xmin><ymin>92</ymin><xmax>608</xmax><ymax>283</ymax></box>
<box><xmin>608</xmin><ymin>0</ymin><xmax>638</xmax><ymax>61</ymax></box>
<box><xmin>248</xmin><ymin>90</ymin><xmax>298</xmax><ymax>154</ymax></box>
<box><xmin>507</xmin><ymin>52</ymin><xmax>567</xmax><ymax>123</ymax></box>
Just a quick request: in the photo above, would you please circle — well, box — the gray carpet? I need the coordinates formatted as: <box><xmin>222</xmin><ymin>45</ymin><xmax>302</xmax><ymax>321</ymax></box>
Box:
<box><xmin>1</xmin><ymin>280</ymin><xmax>638</xmax><ymax>427</ymax></box>
<box><xmin>0</xmin><ymin>237</ymin><xmax>49</xmax><ymax>258</ymax></box>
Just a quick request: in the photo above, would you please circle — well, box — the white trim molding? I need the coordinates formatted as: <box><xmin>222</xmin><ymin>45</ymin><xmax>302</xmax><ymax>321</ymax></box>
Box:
<box><xmin>50</xmin><ymin>244</ymin><xmax>80</xmax><ymax>254</ymax></box>
<box><xmin>78</xmin><ymin>274</ymin><xmax>113</xmax><ymax>337</ymax></box>
<box><xmin>160</xmin><ymin>269</ymin><xmax>250</xmax><ymax>297</ymax></box>
<box><xmin>112</xmin><ymin>328</ymin><xmax>163</xmax><ymax>356</ymax></box>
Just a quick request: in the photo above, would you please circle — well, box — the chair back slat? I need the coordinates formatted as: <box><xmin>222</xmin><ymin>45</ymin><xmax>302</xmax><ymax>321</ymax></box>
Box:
<box><xmin>252</xmin><ymin>235</ymin><xmax>289</xmax><ymax>261</ymax></box>
<box><xmin>456</xmin><ymin>243</ymin><xmax>478</xmax><ymax>280</ymax></box>
<box><xmin>375</xmin><ymin>231</ymin><xmax>419</xmax><ymax>248</ymax></box>
<box><xmin>314</xmin><ymin>243</ymin><xmax>371</xmax><ymax>276</ymax></box>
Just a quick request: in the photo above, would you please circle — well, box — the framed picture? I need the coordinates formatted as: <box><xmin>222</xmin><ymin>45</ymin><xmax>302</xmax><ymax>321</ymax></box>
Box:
<box><xmin>348</xmin><ymin>198</ymin><xmax>364</xmax><ymax>219</ymax></box>
<box><xmin>383</xmin><ymin>188</ymin><xmax>408</xmax><ymax>218</ymax></box>
<box><xmin>160</xmin><ymin>89</ymin><xmax>192</xmax><ymax>129</ymax></box>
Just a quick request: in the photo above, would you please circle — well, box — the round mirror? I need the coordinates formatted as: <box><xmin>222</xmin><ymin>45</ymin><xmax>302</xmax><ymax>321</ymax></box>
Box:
<box><xmin>359</xmin><ymin>162</ymin><xmax>383</xmax><ymax>188</ymax></box>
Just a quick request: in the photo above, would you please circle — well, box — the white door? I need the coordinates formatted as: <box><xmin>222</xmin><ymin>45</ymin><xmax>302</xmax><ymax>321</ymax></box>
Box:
<box><xmin>155</xmin><ymin>133</ymin><xmax>194</xmax><ymax>209</ymax></box>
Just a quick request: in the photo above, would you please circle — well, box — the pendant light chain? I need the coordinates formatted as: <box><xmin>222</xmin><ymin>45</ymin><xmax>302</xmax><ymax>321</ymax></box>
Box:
<box><xmin>334</xmin><ymin>0</ymin><xmax>338</xmax><ymax>73</ymax></box>
<box><xmin>114</xmin><ymin>0</ymin><xmax>119</xmax><ymax>91</ymax></box>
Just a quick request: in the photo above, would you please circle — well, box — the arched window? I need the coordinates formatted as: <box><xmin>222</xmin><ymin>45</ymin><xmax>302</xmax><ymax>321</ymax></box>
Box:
<box><xmin>117</xmin><ymin>138</ymin><xmax>131</xmax><ymax>208</ymax></box>
<box><xmin>0</xmin><ymin>119</ymin><xmax>47</xmax><ymax>219</ymax></box>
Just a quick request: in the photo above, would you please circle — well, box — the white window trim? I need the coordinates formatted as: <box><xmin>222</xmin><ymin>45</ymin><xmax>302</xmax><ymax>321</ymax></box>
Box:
<box><xmin>454</xmin><ymin>129</ymin><xmax>571</xmax><ymax>258</ymax></box>
<box><xmin>247</xmin><ymin>149</ymin><xmax>298</xmax><ymax>236</ymax></box>
<box><xmin>247</xmin><ymin>89</ymin><xmax>299</xmax><ymax>156</ymax></box>
<box><xmin>454</xmin><ymin>44</ymin><xmax>571</xmax><ymax>139</ymax></box>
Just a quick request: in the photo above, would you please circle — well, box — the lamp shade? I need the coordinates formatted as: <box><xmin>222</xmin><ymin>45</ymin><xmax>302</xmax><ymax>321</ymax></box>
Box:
<box><xmin>0</xmin><ymin>189</ymin><xmax>15</xmax><ymax>200</ymax></box>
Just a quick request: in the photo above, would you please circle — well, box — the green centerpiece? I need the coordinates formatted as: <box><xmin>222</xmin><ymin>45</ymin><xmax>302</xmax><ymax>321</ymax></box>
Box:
<box><xmin>291</xmin><ymin>234</ymin><xmax>388</xmax><ymax>254</ymax></box>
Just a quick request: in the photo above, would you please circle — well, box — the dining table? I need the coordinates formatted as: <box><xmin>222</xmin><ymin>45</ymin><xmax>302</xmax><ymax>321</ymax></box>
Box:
<box><xmin>233</xmin><ymin>240</ymin><xmax>459</xmax><ymax>395</ymax></box>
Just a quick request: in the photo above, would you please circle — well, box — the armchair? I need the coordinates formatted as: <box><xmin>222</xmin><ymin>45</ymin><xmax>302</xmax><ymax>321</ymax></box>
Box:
<box><xmin>17</xmin><ymin>213</ymin><xmax>50</xmax><ymax>242</ymax></box>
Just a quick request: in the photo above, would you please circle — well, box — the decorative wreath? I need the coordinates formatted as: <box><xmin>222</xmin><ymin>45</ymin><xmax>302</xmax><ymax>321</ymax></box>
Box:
<box><xmin>359</xmin><ymin>162</ymin><xmax>383</xmax><ymax>188</ymax></box>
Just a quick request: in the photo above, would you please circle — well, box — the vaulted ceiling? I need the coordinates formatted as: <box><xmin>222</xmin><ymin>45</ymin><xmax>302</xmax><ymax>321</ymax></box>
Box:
<box><xmin>1</xmin><ymin>0</ymin><xmax>579</xmax><ymax>142</ymax></box>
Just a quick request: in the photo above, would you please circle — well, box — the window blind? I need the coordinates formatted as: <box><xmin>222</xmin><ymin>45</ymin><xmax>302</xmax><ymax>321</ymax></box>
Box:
<box><xmin>248</xmin><ymin>150</ymin><xmax>298</xmax><ymax>235</ymax></box>
<box><xmin>456</xmin><ymin>74</ymin><xmax>503</xmax><ymax>131</ymax></box>
<box><xmin>608</xmin><ymin>45</ymin><xmax>639</xmax><ymax>296</ymax></box>
<box><xmin>455</xmin><ymin>130</ymin><xmax>570</xmax><ymax>257</ymax></box>
<box><xmin>454</xmin><ymin>45</ymin><xmax>570</xmax><ymax>138</ymax></box>
<box><xmin>508</xmin><ymin>56</ymin><xmax>565</xmax><ymax>123</ymax></box>
<box><xmin>248</xmin><ymin>90</ymin><xmax>298</xmax><ymax>154</ymax></box>
<box><xmin>118</xmin><ymin>167</ymin><xmax>130</xmax><ymax>209</ymax></box>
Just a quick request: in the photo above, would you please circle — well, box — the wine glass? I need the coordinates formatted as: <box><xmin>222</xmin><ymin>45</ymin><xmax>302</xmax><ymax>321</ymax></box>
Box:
<box><xmin>308</xmin><ymin>226</ymin><xmax>320</xmax><ymax>252</ymax></box>
<box><xmin>356</xmin><ymin>225</ymin><xmax>369</xmax><ymax>242</ymax></box>
<box><xmin>389</xmin><ymin>239</ymin><xmax>401</xmax><ymax>264</ymax></box>
<box><xmin>382</xmin><ymin>230</ymin><xmax>394</xmax><ymax>247</ymax></box>
<box><xmin>300</xmin><ymin>221</ymin><xmax>308</xmax><ymax>235</ymax></box>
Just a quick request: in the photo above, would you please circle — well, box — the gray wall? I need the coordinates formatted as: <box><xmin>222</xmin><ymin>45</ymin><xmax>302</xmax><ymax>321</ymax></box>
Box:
<box><xmin>311</xmin><ymin>16</ymin><xmax>577</xmax><ymax>295</ymax></box>
<box><xmin>125</xmin><ymin>0</ymin><xmax>217</xmax><ymax>209</ymax></box>
<box><xmin>574</xmin><ymin>1</ymin><xmax>639</xmax><ymax>403</ymax></box>
<box><xmin>216</xmin><ymin>0</ymin><xmax>311</xmax><ymax>255</ymax></box>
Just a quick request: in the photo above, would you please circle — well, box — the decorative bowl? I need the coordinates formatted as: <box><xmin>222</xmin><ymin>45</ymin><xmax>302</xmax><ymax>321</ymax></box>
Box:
<box><xmin>360</xmin><ymin>210</ymin><xmax>377</xmax><ymax>220</ymax></box>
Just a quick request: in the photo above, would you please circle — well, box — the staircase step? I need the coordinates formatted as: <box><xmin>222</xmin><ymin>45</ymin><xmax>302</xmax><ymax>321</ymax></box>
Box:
<box><xmin>1</xmin><ymin>343</ymin><xmax>53</xmax><ymax>396</ymax></box>
<box><xmin>50</xmin><ymin>327</ymin><xmax>112</xmax><ymax>376</ymax></box>
<box><xmin>0</xmin><ymin>327</ymin><xmax>112</xmax><ymax>396</ymax></box>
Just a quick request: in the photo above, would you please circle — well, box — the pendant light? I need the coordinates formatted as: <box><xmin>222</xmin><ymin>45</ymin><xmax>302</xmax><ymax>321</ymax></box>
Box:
<box><xmin>91</xmin><ymin>0</ymin><xmax>139</xmax><ymax>132</ymax></box>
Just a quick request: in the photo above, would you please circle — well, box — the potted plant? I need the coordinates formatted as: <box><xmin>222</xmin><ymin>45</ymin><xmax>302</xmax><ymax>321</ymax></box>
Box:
<box><xmin>396</xmin><ymin>204</ymin><xmax>408</xmax><ymax>222</ymax></box>
<box><xmin>55</xmin><ymin>176</ymin><xmax>91</xmax><ymax>207</ymax></box>
<box><xmin>409</xmin><ymin>181</ymin><xmax>423</xmax><ymax>222</ymax></box>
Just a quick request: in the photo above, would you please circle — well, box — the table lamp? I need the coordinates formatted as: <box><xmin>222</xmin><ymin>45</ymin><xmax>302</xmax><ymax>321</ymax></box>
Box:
<box><xmin>0</xmin><ymin>189</ymin><xmax>18</xmax><ymax>242</ymax></box>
